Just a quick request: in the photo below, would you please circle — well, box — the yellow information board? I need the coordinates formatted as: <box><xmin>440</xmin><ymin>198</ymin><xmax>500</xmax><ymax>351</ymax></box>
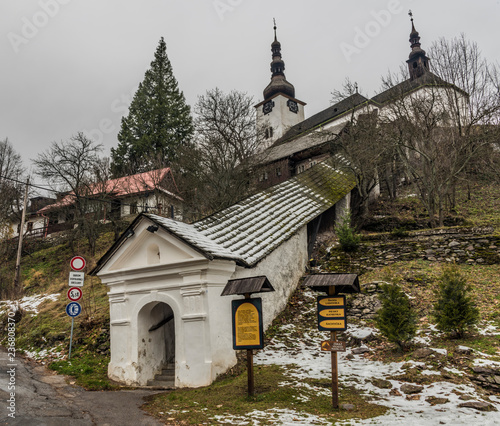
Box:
<box><xmin>232</xmin><ymin>298</ymin><xmax>264</xmax><ymax>350</ymax></box>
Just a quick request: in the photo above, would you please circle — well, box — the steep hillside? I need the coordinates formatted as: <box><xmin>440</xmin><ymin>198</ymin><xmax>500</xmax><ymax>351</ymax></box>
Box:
<box><xmin>0</xmin><ymin>179</ymin><xmax>499</xmax><ymax>419</ymax></box>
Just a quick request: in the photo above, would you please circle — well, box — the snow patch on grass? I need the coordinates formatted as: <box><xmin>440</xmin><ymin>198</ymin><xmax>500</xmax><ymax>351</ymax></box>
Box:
<box><xmin>0</xmin><ymin>293</ymin><xmax>59</xmax><ymax>316</ymax></box>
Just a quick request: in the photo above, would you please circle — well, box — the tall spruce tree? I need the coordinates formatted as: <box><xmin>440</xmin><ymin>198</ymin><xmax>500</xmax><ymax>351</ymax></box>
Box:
<box><xmin>111</xmin><ymin>37</ymin><xmax>193</xmax><ymax>176</ymax></box>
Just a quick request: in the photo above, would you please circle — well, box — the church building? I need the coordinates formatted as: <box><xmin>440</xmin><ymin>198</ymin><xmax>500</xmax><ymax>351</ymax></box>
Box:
<box><xmin>254</xmin><ymin>16</ymin><xmax>468</xmax><ymax>191</ymax></box>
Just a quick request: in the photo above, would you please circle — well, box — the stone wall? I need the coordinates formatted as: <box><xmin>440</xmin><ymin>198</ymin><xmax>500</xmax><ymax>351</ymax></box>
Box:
<box><xmin>323</xmin><ymin>227</ymin><xmax>499</xmax><ymax>273</ymax></box>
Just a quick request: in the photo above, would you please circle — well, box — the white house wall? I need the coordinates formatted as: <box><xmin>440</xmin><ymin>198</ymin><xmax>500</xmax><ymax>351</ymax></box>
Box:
<box><xmin>231</xmin><ymin>226</ymin><xmax>309</xmax><ymax>330</ymax></box>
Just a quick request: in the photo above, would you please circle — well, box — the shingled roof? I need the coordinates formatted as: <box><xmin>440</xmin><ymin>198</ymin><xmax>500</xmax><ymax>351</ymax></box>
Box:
<box><xmin>259</xmin><ymin>121</ymin><xmax>347</xmax><ymax>165</ymax></box>
<box><xmin>273</xmin><ymin>93</ymin><xmax>369</xmax><ymax>145</ymax></box>
<box><xmin>371</xmin><ymin>72</ymin><xmax>468</xmax><ymax>105</ymax></box>
<box><xmin>91</xmin><ymin>157</ymin><xmax>356</xmax><ymax>274</ymax></box>
<box><xmin>39</xmin><ymin>168</ymin><xmax>180</xmax><ymax>213</ymax></box>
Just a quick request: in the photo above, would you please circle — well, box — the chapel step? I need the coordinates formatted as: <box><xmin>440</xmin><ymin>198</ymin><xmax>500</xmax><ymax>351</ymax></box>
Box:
<box><xmin>146</xmin><ymin>365</ymin><xmax>175</xmax><ymax>388</ymax></box>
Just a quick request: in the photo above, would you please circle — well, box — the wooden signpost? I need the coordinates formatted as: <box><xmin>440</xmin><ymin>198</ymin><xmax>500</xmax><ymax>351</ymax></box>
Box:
<box><xmin>221</xmin><ymin>276</ymin><xmax>274</xmax><ymax>397</ymax></box>
<box><xmin>303</xmin><ymin>273</ymin><xmax>360</xmax><ymax>409</ymax></box>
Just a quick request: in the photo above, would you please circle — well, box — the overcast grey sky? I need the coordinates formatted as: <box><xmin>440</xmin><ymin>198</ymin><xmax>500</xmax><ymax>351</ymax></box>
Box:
<box><xmin>1</xmin><ymin>0</ymin><xmax>499</xmax><ymax>178</ymax></box>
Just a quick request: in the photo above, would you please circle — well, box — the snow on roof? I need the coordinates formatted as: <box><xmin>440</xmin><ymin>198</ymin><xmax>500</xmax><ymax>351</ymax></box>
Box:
<box><xmin>145</xmin><ymin>157</ymin><xmax>356</xmax><ymax>267</ymax></box>
<box><xmin>39</xmin><ymin>168</ymin><xmax>180</xmax><ymax>213</ymax></box>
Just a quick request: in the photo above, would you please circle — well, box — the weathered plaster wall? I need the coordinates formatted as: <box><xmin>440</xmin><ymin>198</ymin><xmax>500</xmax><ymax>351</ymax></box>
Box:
<box><xmin>231</xmin><ymin>226</ymin><xmax>309</xmax><ymax>329</ymax></box>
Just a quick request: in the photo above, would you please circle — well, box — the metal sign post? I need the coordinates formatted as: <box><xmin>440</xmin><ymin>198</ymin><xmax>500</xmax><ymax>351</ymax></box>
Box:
<box><xmin>66</xmin><ymin>302</ymin><xmax>82</xmax><ymax>359</ymax></box>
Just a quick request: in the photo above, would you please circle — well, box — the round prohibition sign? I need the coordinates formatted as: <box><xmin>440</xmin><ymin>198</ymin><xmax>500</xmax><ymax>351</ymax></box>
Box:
<box><xmin>67</xmin><ymin>287</ymin><xmax>83</xmax><ymax>302</ymax></box>
<box><xmin>70</xmin><ymin>256</ymin><xmax>86</xmax><ymax>271</ymax></box>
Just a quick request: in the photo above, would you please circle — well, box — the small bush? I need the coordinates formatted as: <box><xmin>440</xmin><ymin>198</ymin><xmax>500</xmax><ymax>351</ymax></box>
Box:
<box><xmin>433</xmin><ymin>266</ymin><xmax>479</xmax><ymax>338</ymax></box>
<box><xmin>391</xmin><ymin>227</ymin><xmax>409</xmax><ymax>238</ymax></box>
<box><xmin>335</xmin><ymin>213</ymin><xmax>361</xmax><ymax>252</ymax></box>
<box><xmin>375</xmin><ymin>283</ymin><xmax>417</xmax><ymax>351</ymax></box>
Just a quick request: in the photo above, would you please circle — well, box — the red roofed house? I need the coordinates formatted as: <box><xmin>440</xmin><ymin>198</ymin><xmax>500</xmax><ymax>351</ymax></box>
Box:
<box><xmin>37</xmin><ymin>168</ymin><xmax>183</xmax><ymax>236</ymax></box>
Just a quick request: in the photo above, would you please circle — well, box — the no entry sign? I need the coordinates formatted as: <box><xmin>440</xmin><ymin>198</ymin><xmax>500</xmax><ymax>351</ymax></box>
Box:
<box><xmin>67</xmin><ymin>287</ymin><xmax>83</xmax><ymax>302</ymax></box>
<box><xmin>70</xmin><ymin>256</ymin><xmax>86</xmax><ymax>271</ymax></box>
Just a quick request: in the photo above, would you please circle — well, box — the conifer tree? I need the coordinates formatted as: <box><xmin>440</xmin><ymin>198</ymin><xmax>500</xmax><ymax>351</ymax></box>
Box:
<box><xmin>433</xmin><ymin>266</ymin><xmax>479</xmax><ymax>338</ymax></box>
<box><xmin>111</xmin><ymin>37</ymin><xmax>193</xmax><ymax>176</ymax></box>
<box><xmin>375</xmin><ymin>283</ymin><xmax>417</xmax><ymax>351</ymax></box>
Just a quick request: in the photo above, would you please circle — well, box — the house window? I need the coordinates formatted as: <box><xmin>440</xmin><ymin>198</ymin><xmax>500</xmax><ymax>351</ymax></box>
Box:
<box><xmin>276</xmin><ymin>167</ymin><xmax>282</xmax><ymax>177</ymax></box>
<box><xmin>130</xmin><ymin>202</ymin><xmax>137</xmax><ymax>214</ymax></box>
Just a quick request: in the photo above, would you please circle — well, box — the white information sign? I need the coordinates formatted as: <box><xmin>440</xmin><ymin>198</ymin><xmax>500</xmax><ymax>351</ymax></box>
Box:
<box><xmin>68</xmin><ymin>271</ymin><xmax>85</xmax><ymax>287</ymax></box>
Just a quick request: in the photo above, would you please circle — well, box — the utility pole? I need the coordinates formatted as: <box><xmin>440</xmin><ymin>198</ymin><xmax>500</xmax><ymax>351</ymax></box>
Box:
<box><xmin>14</xmin><ymin>177</ymin><xmax>29</xmax><ymax>298</ymax></box>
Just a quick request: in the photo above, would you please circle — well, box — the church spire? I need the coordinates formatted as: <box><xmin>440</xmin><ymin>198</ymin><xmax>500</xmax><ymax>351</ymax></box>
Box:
<box><xmin>406</xmin><ymin>10</ymin><xmax>430</xmax><ymax>80</ymax></box>
<box><xmin>263</xmin><ymin>20</ymin><xmax>295</xmax><ymax>100</ymax></box>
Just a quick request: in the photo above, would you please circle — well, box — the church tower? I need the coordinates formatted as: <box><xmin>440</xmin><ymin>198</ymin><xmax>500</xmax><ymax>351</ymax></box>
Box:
<box><xmin>255</xmin><ymin>22</ymin><xmax>306</xmax><ymax>148</ymax></box>
<box><xmin>406</xmin><ymin>11</ymin><xmax>430</xmax><ymax>80</ymax></box>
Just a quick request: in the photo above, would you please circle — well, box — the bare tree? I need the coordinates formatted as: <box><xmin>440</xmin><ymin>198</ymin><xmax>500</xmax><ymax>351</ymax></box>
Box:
<box><xmin>33</xmin><ymin>132</ymin><xmax>104</xmax><ymax>253</ymax></box>
<box><xmin>380</xmin><ymin>35</ymin><xmax>500</xmax><ymax>227</ymax></box>
<box><xmin>0</xmin><ymin>138</ymin><xmax>25</xmax><ymax>240</ymax></box>
<box><xmin>324</xmin><ymin>80</ymin><xmax>390</xmax><ymax>223</ymax></box>
<box><xmin>175</xmin><ymin>88</ymin><xmax>264</xmax><ymax>219</ymax></box>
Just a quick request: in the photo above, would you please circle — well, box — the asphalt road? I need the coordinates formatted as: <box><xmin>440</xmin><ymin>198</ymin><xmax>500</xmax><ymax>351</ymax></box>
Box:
<box><xmin>0</xmin><ymin>347</ymin><xmax>165</xmax><ymax>426</ymax></box>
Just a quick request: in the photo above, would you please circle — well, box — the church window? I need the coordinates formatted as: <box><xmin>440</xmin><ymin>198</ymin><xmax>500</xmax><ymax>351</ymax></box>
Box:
<box><xmin>265</xmin><ymin>127</ymin><xmax>273</xmax><ymax>139</ymax></box>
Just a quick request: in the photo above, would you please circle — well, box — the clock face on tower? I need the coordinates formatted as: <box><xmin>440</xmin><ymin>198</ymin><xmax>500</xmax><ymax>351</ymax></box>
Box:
<box><xmin>287</xmin><ymin>99</ymin><xmax>298</xmax><ymax>113</ymax></box>
<box><xmin>263</xmin><ymin>100</ymin><xmax>274</xmax><ymax>115</ymax></box>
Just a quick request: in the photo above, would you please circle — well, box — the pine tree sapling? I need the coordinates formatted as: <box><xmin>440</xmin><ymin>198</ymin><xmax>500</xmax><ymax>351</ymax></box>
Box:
<box><xmin>433</xmin><ymin>266</ymin><xmax>479</xmax><ymax>338</ymax></box>
<box><xmin>335</xmin><ymin>213</ymin><xmax>361</xmax><ymax>252</ymax></box>
<box><xmin>375</xmin><ymin>283</ymin><xmax>417</xmax><ymax>351</ymax></box>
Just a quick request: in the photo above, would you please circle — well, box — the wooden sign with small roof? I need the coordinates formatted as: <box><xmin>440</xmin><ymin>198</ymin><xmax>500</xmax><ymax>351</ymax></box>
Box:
<box><xmin>303</xmin><ymin>273</ymin><xmax>360</xmax><ymax>409</ymax></box>
<box><xmin>221</xmin><ymin>276</ymin><xmax>274</xmax><ymax>396</ymax></box>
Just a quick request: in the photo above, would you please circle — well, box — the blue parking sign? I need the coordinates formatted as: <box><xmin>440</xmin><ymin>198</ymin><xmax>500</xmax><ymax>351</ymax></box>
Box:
<box><xmin>66</xmin><ymin>302</ymin><xmax>82</xmax><ymax>317</ymax></box>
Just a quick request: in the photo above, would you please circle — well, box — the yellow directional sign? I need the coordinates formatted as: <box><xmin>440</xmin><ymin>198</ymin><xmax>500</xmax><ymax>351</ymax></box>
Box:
<box><xmin>319</xmin><ymin>319</ymin><xmax>346</xmax><ymax>329</ymax></box>
<box><xmin>320</xmin><ymin>308</ymin><xmax>345</xmax><ymax>318</ymax></box>
<box><xmin>318</xmin><ymin>297</ymin><xmax>344</xmax><ymax>307</ymax></box>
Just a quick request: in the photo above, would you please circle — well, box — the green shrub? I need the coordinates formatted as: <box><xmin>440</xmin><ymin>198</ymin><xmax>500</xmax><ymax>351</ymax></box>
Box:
<box><xmin>391</xmin><ymin>227</ymin><xmax>409</xmax><ymax>238</ymax></box>
<box><xmin>433</xmin><ymin>266</ymin><xmax>479</xmax><ymax>338</ymax></box>
<box><xmin>335</xmin><ymin>213</ymin><xmax>361</xmax><ymax>252</ymax></box>
<box><xmin>375</xmin><ymin>283</ymin><xmax>417</xmax><ymax>351</ymax></box>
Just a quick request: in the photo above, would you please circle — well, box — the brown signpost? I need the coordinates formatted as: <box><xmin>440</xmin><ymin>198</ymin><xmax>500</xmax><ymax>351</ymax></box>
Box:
<box><xmin>303</xmin><ymin>273</ymin><xmax>360</xmax><ymax>409</ymax></box>
<box><xmin>221</xmin><ymin>276</ymin><xmax>275</xmax><ymax>397</ymax></box>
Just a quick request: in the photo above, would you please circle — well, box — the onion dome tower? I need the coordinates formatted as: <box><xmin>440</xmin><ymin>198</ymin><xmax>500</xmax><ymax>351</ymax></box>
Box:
<box><xmin>255</xmin><ymin>20</ymin><xmax>306</xmax><ymax>147</ymax></box>
<box><xmin>407</xmin><ymin>10</ymin><xmax>430</xmax><ymax>80</ymax></box>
